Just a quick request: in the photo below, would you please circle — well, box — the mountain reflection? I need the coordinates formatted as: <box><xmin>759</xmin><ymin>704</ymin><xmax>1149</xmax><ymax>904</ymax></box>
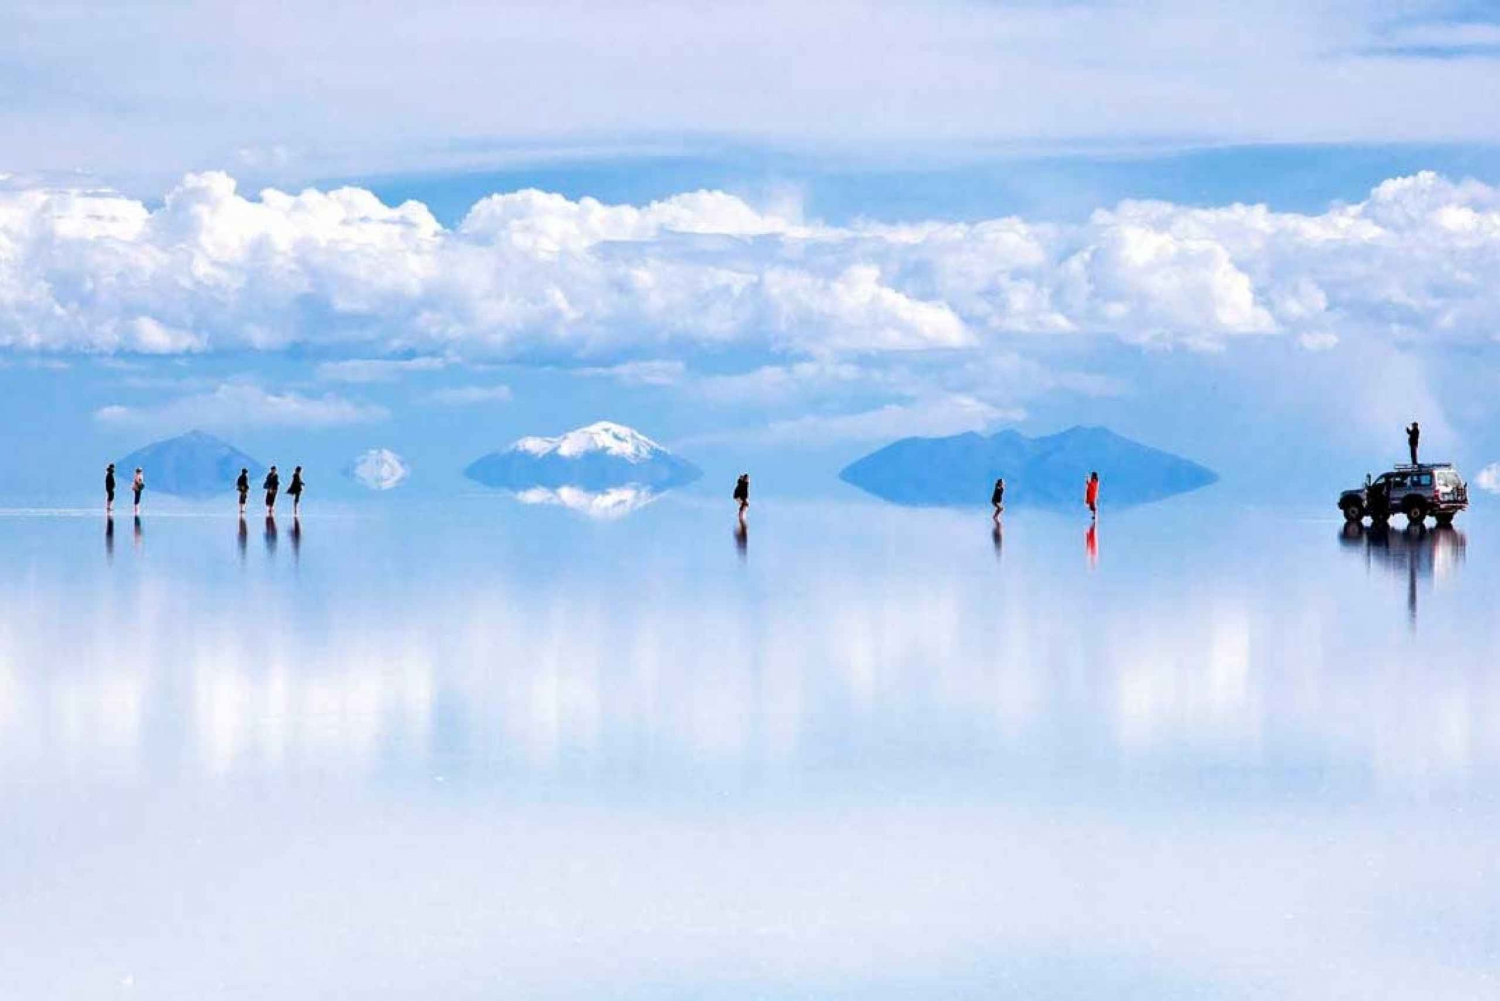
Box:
<box><xmin>512</xmin><ymin>484</ymin><xmax>664</xmax><ymax>519</ymax></box>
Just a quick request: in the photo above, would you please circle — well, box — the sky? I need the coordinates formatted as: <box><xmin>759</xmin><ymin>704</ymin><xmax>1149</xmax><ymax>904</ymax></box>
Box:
<box><xmin>3</xmin><ymin>0</ymin><xmax>1500</xmax><ymax>503</ymax></box>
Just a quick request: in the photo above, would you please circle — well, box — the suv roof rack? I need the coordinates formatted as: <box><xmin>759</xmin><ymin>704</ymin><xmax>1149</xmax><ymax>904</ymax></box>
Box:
<box><xmin>1393</xmin><ymin>462</ymin><xmax>1453</xmax><ymax>470</ymax></box>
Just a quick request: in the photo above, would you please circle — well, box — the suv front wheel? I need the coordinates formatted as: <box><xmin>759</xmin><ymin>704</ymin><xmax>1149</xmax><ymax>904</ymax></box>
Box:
<box><xmin>1341</xmin><ymin>501</ymin><xmax>1364</xmax><ymax>523</ymax></box>
<box><xmin>1403</xmin><ymin>497</ymin><xmax>1427</xmax><ymax>528</ymax></box>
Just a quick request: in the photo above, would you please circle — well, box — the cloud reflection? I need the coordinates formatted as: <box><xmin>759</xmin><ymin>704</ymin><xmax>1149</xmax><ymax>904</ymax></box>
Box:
<box><xmin>0</xmin><ymin>513</ymin><xmax>1496</xmax><ymax>792</ymax></box>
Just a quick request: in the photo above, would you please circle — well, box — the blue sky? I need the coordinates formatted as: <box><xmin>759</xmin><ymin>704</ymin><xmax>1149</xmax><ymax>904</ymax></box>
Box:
<box><xmin>3</xmin><ymin>0</ymin><xmax>1500</xmax><ymax>503</ymax></box>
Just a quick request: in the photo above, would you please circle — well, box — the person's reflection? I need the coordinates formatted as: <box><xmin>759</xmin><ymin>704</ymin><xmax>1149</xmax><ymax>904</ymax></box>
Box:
<box><xmin>264</xmin><ymin>514</ymin><xmax>277</xmax><ymax>556</ymax></box>
<box><xmin>237</xmin><ymin>516</ymin><xmax>248</xmax><ymax>563</ymax></box>
<box><xmin>734</xmin><ymin>518</ymin><xmax>748</xmax><ymax>562</ymax></box>
<box><xmin>105</xmin><ymin>516</ymin><xmax>114</xmax><ymax>563</ymax></box>
<box><xmin>132</xmin><ymin>515</ymin><xmax>143</xmax><ymax>552</ymax></box>
<box><xmin>1085</xmin><ymin>521</ymin><xmax>1098</xmax><ymax>568</ymax></box>
<box><xmin>991</xmin><ymin>522</ymin><xmax>1003</xmax><ymax>563</ymax></box>
<box><xmin>290</xmin><ymin>516</ymin><xmax>301</xmax><ymax>565</ymax></box>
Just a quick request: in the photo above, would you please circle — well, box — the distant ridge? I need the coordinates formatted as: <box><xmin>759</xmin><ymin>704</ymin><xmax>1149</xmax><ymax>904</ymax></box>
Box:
<box><xmin>117</xmin><ymin>430</ymin><xmax>265</xmax><ymax>498</ymax></box>
<box><xmin>465</xmin><ymin>421</ymin><xmax>701</xmax><ymax>492</ymax></box>
<box><xmin>840</xmin><ymin>425</ymin><xmax>1217</xmax><ymax>508</ymax></box>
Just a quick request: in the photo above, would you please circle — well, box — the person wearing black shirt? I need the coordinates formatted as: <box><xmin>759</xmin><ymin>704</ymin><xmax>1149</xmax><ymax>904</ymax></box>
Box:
<box><xmin>236</xmin><ymin>468</ymin><xmax>250</xmax><ymax>515</ymax></box>
<box><xmin>104</xmin><ymin>463</ymin><xmax>116</xmax><ymax>514</ymax></box>
<box><xmin>288</xmin><ymin>466</ymin><xmax>305</xmax><ymax>516</ymax></box>
<box><xmin>733</xmin><ymin>474</ymin><xmax>750</xmax><ymax>519</ymax></box>
<box><xmin>263</xmin><ymin>466</ymin><xmax>280</xmax><ymax>515</ymax></box>
<box><xmin>1407</xmin><ymin>422</ymin><xmax>1420</xmax><ymax>465</ymax></box>
<box><xmin>991</xmin><ymin>477</ymin><xmax>1005</xmax><ymax>521</ymax></box>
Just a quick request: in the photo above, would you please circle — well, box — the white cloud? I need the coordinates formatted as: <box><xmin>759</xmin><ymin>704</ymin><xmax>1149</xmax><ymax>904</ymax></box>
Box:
<box><xmin>350</xmin><ymin>448</ymin><xmax>410</xmax><ymax>490</ymax></box>
<box><xmin>575</xmin><ymin>360</ymin><xmax>687</xmax><ymax>387</ymax></box>
<box><xmin>1475</xmin><ymin>464</ymin><xmax>1500</xmax><ymax>495</ymax></box>
<box><xmin>427</xmin><ymin>384</ymin><xmax>513</xmax><ymax>406</ymax></box>
<box><xmin>5</xmin><ymin>170</ymin><xmax>1500</xmax><ymax>362</ymax></box>
<box><xmin>94</xmin><ymin>382</ymin><xmax>387</xmax><ymax>429</ymax></box>
<box><xmin>1298</xmin><ymin>332</ymin><xmax>1339</xmax><ymax>352</ymax></box>
<box><xmin>686</xmin><ymin>394</ymin><xmax>1022</xmax><ymax>448</ymax></box>
<box><xmin>316</xmin><ymin>357</ymin><xmax>450</xmax><ymax>382</ymax></box>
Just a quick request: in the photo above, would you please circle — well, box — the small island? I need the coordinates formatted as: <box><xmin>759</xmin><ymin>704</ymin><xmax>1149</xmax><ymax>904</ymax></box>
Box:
<box><xmin>839</xmin><ymin>425</ymin><xmax>1217</xmax><ymax>508</ymax></box>
<box><xmin>117</xmin><ymin>430</ymin><xmax>265</xmax><ymax>498</ymax></box>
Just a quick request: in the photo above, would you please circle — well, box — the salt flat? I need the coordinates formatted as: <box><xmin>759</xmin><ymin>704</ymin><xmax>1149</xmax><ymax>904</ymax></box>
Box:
<box><xmin>1</xmin><ymin>495</ymin><xmax>1496</xmax><ymax>999</ymax></box>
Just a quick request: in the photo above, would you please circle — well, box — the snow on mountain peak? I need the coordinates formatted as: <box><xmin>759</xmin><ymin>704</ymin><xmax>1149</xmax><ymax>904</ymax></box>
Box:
<box><xmin>510</xmin><ymin>421</ymin><xmax>665</xmax><ymax>463</ymax></box>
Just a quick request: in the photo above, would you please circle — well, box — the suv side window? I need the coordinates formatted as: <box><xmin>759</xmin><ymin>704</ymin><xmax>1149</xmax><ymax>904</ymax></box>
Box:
<box><xmin>1416</xmin><ymin>473</ymin><xmax>1433</xmax><ymax>488</ymax></box>
<box><xmin>1387</xmin><ymin>473</ymin><xmax>1408</xmax><ymax>489</ymax></box>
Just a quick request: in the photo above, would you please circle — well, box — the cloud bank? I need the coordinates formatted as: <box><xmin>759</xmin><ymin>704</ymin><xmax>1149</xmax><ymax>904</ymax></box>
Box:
<box><xmin>3</xmin><ymin>171</ymin><xmax>1499</xmax><ymax>364</ymax></box>
<box><xmin>95</xmin><ymin>382</ymin><xmax>387</xmax><ymax>430</ymax></box>
<box><xmin>4</xmin><ymin>0</ymin><xmax>1500</xmax><ymax>177</ymax></box>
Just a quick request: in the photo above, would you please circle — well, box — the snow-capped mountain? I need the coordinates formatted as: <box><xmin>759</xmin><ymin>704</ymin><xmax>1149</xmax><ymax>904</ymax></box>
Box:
<box><xmin>465</xmin><ymin>421</ymin><xmax>701</xmax><ymax>493</ymax></box>
<box><xmin>511</xmin><ymin>421</ymin><xmax>665</xmax><ymax>462</ymax></box>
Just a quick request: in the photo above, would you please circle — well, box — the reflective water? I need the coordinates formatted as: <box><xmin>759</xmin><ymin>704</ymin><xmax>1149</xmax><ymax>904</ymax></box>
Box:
<box><xmin>2</xmin><ymin>499</ymin><xmax>1497</xmax><ymax>999</ymax></box>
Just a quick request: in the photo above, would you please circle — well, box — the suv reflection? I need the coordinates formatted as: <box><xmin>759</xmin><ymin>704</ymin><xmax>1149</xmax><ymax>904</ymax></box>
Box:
<box><xmin>1339</xmin><ymin>521</ymin><xmax>1466</xmax><ymax>623</ymax></box>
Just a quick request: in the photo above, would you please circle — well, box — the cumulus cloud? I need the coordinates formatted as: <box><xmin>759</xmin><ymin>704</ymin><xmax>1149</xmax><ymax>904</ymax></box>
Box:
<box><xmin>95</xmin><ymin>382</ymin><xmax>387</xmax><ymax>429</ymax></box>
<box><xmin>427</xmin><ymin>384</ymin><xmax>513</xmax><ymax>406</ymax></box>
<box><xmin>349</xmin><ymin>448</ymin><xmax>410</xmax><ymax>490</ymax></box>
<box><xmin>1475</xmin><ymin>464</ymin><xmax>1500</xmax><ymax>495</ymax></box>
<box><xmin>5</xmin><ymin>171</ymin><xmax>1500</xmax><ymax>362</ymax></box>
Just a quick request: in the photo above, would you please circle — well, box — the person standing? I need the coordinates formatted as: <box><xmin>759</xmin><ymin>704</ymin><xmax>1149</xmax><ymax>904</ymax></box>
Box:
<box><xmin>991</xmin><ymin>477</ymin><xmax>1005</xmax><ymax>521</ymax></box>
<box><xmin>236</xmin><ymin>467</ymin><xmax>250</xmax><ymax>515</ymax></box>
<box><xmin>1407</xmin><ymin>421</ymin><xmax>1420</xmax><ymax>465</ymax></box>
<box><xmin>131</xmin><ymin>467</ymin><xmax>145</xmax><ymax>516</ymax></box>
<box><xmin>288</xmin><ymin>466</ymin><xmax>305</xmax><ymax>517</ymax></box>
<box><xmin>104</xmin><ymin>463</ymin><xmax>116</xmax><ymax>515</ymax></box>
<box><xmin>1085</xmin><ymin>471</ymin><xmax>1100</xmax><ymax>520</ymax></box>
<box><xmin>263</xmin><ymin>465</ymin><xmax>280</xmax><ymax>515</ymax></box>
<box><xmin>734</xmin><ymin>473</ymin><xmax>750</xmax><ymax>519</ymax></box>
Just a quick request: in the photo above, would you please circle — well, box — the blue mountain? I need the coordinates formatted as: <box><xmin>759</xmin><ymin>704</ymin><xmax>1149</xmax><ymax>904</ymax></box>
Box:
<box><xmin>464</xmin><ymin>421</ymin><xmax>701</xmax><ymax>492</ymax></box>
<box><xmin>117</xmin><ymin>430</ymin><xmax>265</xmax><ymax>498</ymax></box>
<box><xmin>839</xmin><ymin>425</ymin><xmax>1217</xmax><ymax>507</ymax></box>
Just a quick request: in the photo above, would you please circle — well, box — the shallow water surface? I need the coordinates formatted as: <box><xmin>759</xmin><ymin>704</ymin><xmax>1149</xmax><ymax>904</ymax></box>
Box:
<box><xmin>1</xmin><ymin>499</ymin><xmax>1497</xmax><ymax>999</ymax></box>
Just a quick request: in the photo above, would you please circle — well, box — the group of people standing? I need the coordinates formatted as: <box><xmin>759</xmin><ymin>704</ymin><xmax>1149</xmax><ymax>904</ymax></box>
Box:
<box><xmin>105</xmin><ymin>463</ymin><xmax>305</xmax><ymax>516</ymax></box>
<box><xmin>236</xmin><ymin>465</ymin><xmax>306</xmax><ymax>517</ymax></box>
<box><xmin>990</xmin><ymin>471</ymin><xmax>1102</xmax><ymax>522</ymax></box>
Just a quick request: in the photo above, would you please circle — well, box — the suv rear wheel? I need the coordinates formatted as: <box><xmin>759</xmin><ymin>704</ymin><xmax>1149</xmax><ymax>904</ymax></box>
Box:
<box><xmin>1403</xmin><ymin>497</ymin><xmax>1427</xmax><ymax>527</ymax></box>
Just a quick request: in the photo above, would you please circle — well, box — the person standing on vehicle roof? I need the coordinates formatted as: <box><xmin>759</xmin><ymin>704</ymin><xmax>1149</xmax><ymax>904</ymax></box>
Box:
<box><xmin>1407</xmin><ymin>422</ymin><xmax>1420</xmax><ymax>465</ymax></box>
